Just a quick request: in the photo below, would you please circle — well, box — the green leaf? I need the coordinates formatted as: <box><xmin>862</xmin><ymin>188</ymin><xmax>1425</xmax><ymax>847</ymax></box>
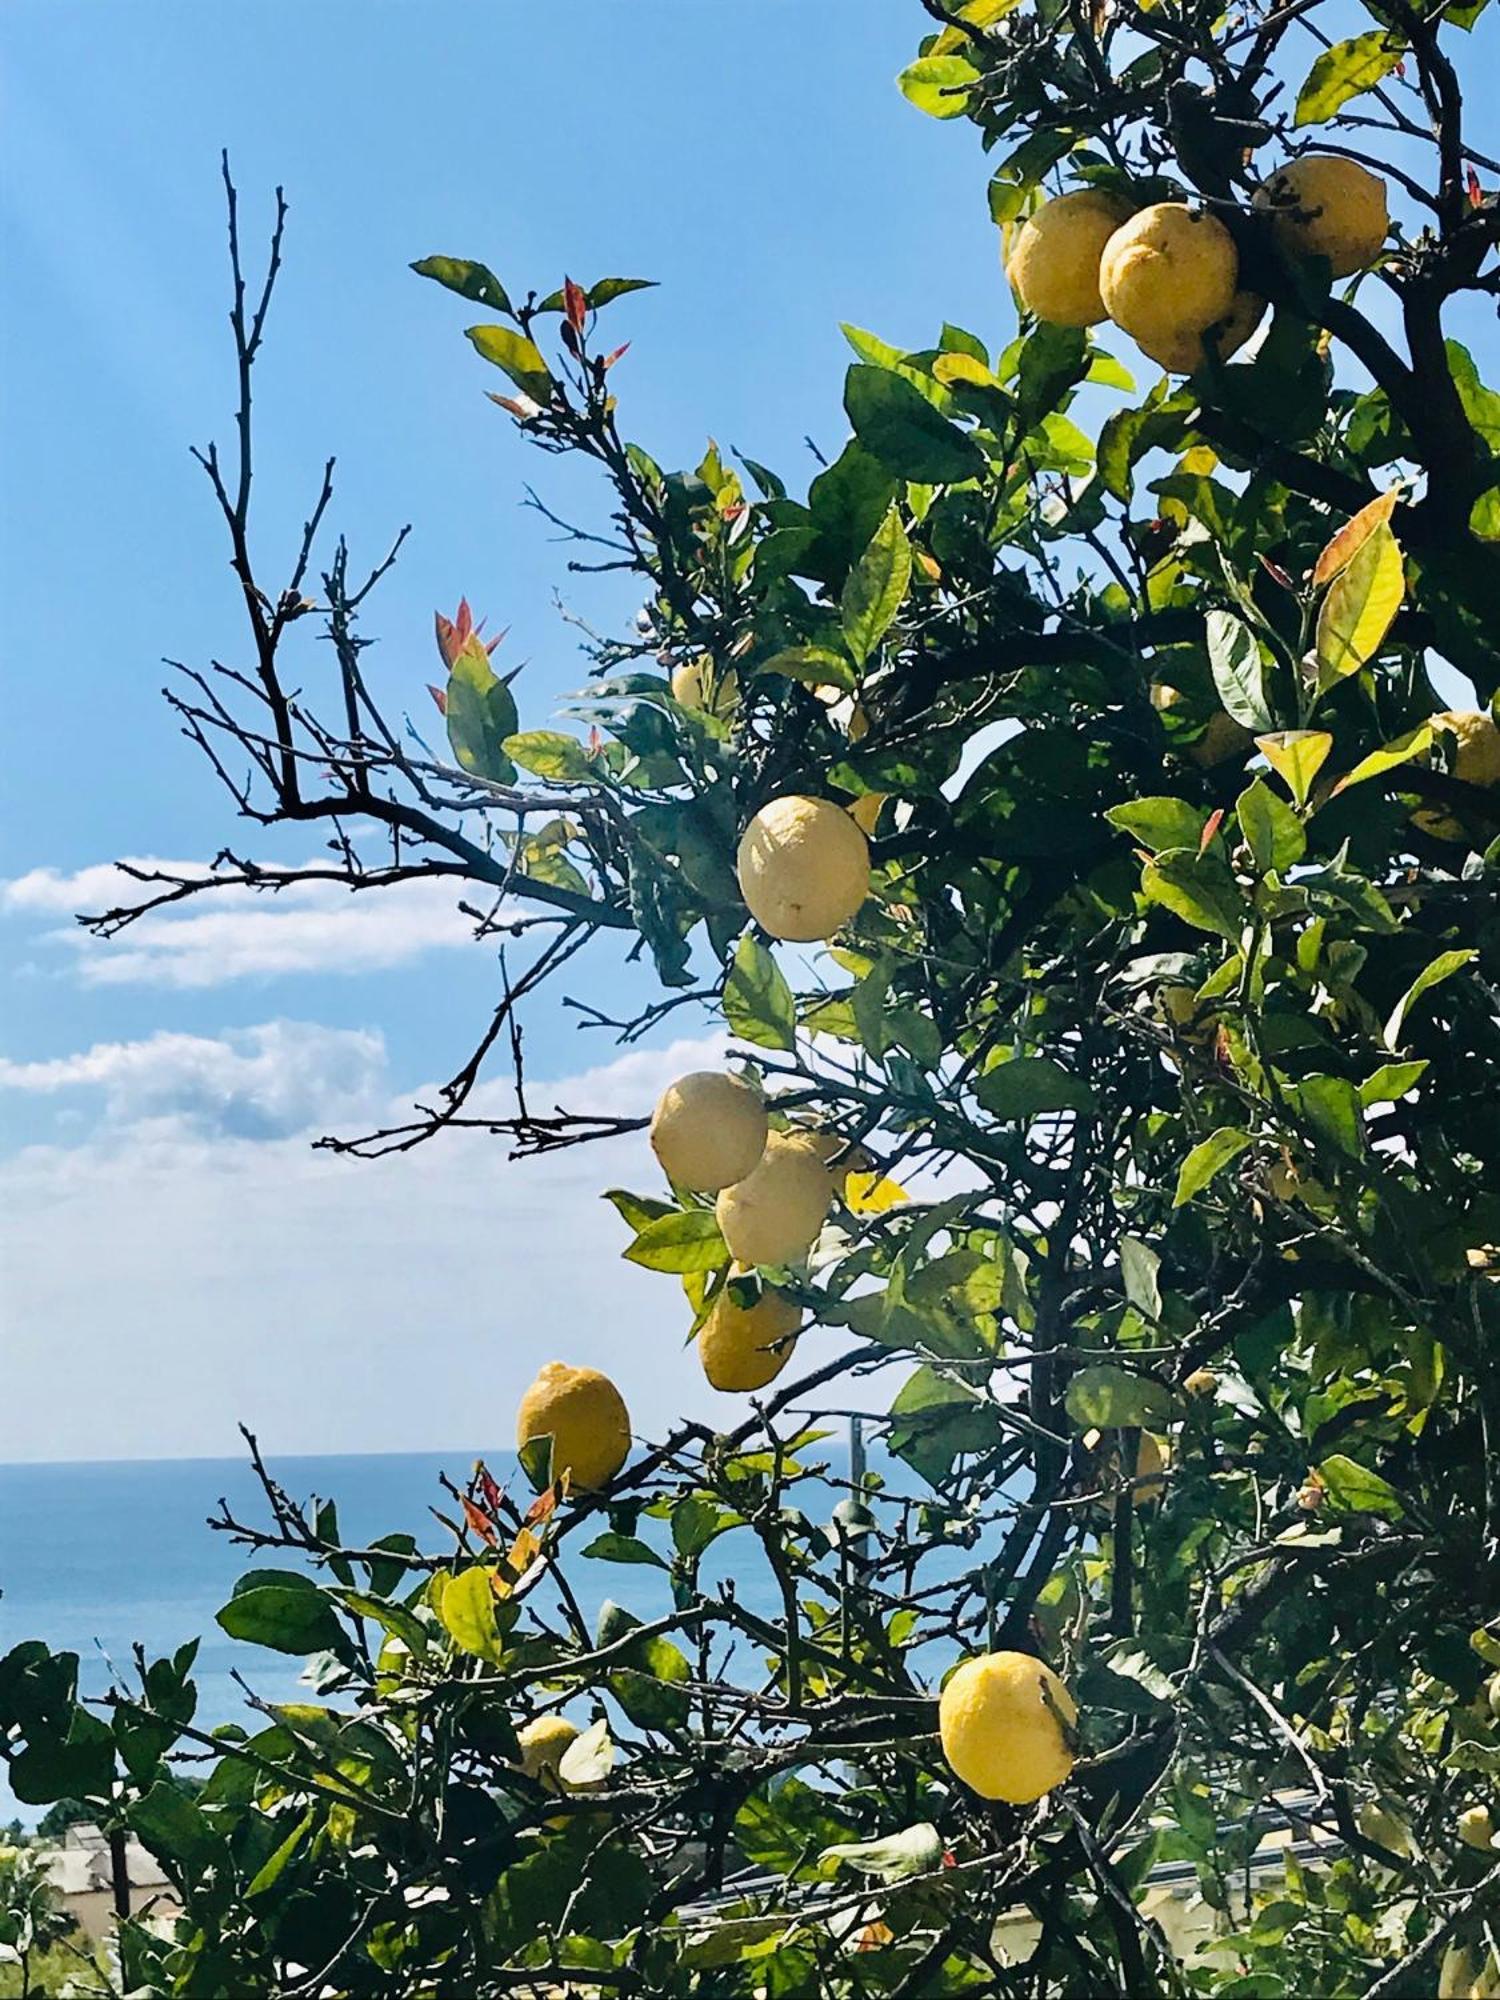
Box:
<box><xmin>844</xmin><ymin>365</ymin><xmax>985</xmax><ymax>484</ymax></box>
<box><xmin>446</xmin><ymin>646</ymin><xmax>519</xmax><ymax>783</ymax></box>
<box><xmin>582</xmin><ymin>1533</ymin><xmax>669</xmax><ymax>1570</ymax></box>
<box><xmin>1206</xmin><ymin>610</ymin><xmax>1272</xmax><ymax>731</ymax></box>
<box><xmin>1295</xmin><ymin>33</ymin><xmax>1406</xmax><ymax>127</ymax></box>
<box><xmin>820</xmin><ymin>1822</ymin><xmax>943</xmax><ymax>1880</ymax></box>
<box><xmin>670</xmin><ymin>1497</ymin><xmax>742</xmax><ymax>1561</ymax></box>
<box><xmin>464</xmin><ymin>324</ymin><xmax>553</xmax><ymax>402</ymax></box>
<box><xmin>1120</xmin><ymin>1236</ymin><xmax>1162</xmax><ymax>1321</ymax></box>
<box><xmin>754</xmin><ymin>645</ymin><xmax>855</xmax><ymax>693</ymax></box>
<box><xmin>1385</xmin><ymin>947</ymin><xmax>1475</xmax><ymax>1046</ymax></box>
<box><xmin>1237</xmin><ymin>778</ymin><xmax>1306</xmax><ymax>874</ymax></box>
<box><xmin>623</xmin><ymin>1209</ymin><xmax>729</xmax><ymax>1274</ymax></box>
<box><xmin>975</xmin><ymin>1055</ymin><xmax>1095</xmax><ymax>1119</ymax></box>
<box><xmin>503</xmin><ymin>730</ymin><xmax>594</xmax><ymax>783</ymax></box>
<box><xmin>436</xmin><ymin>1566</ymin><xmax>503</xmax><ymax>1664</ymax></box>
<box><xmin>245</xmin><ymin>1808</ymin><xmax>313</xmax><ymax>1898</ymax></box>
<box><xmin>1332</xmin><ymin>721</ymin><xmax>1433</xmax><ymax>795</ymax></box>
<box><xmin>411</xmin><ymin>256</ymin><xmax>513</xmax><ymax>316</ymax></box>
<box><xmin>1142</xmin><ymin>848</ymin><xmax>1246</xmax><ymax>939</ymax></box>
<box><xmin>1314</xmin><ymin>522</ymin><xmax>1404</xmax><ymax>687</ymax></box>
<box><xmin>1359</xmin><ymin>1060</ymin><xmax>1427</xmax><ymax>1108</ymax></box>
<box><xmin>896</xmin><ymin>55</ymin><xmax>979</xmax><ymax>119</ymax></box>
<box><xmin>1316</xmin><ymin>1453</ymin><xmax>1404</xmax><ymax>1518</ymax></box>
<box><xmin>1105</xmin><ymin>796</ymin><xmax>1208</xmax><ymax>854</ymax></box>
<box><xmin>1065</xmin><ymin>1364</ymin><xmax>1173</xmax><ymax>1430</ymax></box>
<box><xmin>1174</xmin><ymin>1127</ymin><xmax>1254</xmax><ymax>1206</ymax></box>
<box><xmin>724</xmin><ymin>933</ymin><xmax>798</xmax><ymax>1051</ymax></box>
<box><xmin>1257</xmin><ymin>730</ymin><xmax>1332</xmax><ymax>808</ymax></box>
<box><xmin>840</xmin><ymin>507</ymin><xmax>911</xmax><ymax>666</ymax></box>
<box><xmin>1294</xmin><ymin>1074</ymin><xmax>1364</xmax><ymax>1157</ymax></box>
<box><xmin>216</xmin><ymin>1575</ymin><xmax>346</xmax><ymax>1657</ymax></box>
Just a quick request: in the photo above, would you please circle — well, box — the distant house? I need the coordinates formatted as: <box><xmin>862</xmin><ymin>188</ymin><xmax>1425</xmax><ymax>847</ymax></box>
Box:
<box><xmin>38</xmin><ymin>1824</ymin><xmax>179</xmax><ymax>1939</ymax></box>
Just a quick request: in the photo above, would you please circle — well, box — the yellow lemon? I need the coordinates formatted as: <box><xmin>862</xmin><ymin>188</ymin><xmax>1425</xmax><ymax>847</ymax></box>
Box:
<box><xmin>1099</xmin><ymin>204</ymin><xmax>1238</xmax><ymax>353</ymax></box>
<box><xmin>1006</xmin><ymin>188</ymin><xmax>1134</xmax><ymax>328</ymax></box>
<box><xmin>938</xmin><ymin>1650</ymin><xmax>1078</xmax><ymax>1804</ymax></box>
<box><xmin>715</xmin><ymin>1132</ymin><xmax>834</xmax><ymax>1267</ymax></box>
<box><xmin>516</xmin><ymin>1714</ymin><xmax>579</xmax><ymax>1786</ymax></box>
<box><xmin>1255</xmin><ymin>156</ymin><xmax>1388</xmax><ymax>278</ymax></box>
<box><xmin>671</xmin><ymin>657</ymin><xmax>738</xmax><ymax>714</ymax></box>
<box><xmin>698</xmin><ymin>1274</ymin><xmax>802</xmax><ymax>1392</ymax></box>
<box><xmin>1459</xmin><ymin>1803</ymin><xmax>1496</xmax><ymax>1852</ymax></box>
<box><xmin>1413</xmin><ymin>709</ymin><xmax>1500</xmax><ymax>841</ymax></box>
<box><xmin>1184</xmin><ymin>1367</ymin><xmax>1218</xmax><ymax>1399</ymax></box>
<box><xmin>737</xmin><ymin>795</ymin><xmax>871</xmax><ymax>942</ymax></box>
<box><xmin>516</xmin><ymin>1362</ymin><xmax>631</xmax><ymax>1492</ymax></box>
<box><xmin>1134</xmin><ymin>1432</ymin><xmax>1169</xmax><ymax>1504</ymax></box>
<box><xmin>1136</xmin><ymin>290</ymin><xmax>1265</xmax><ymax>375</ymax></box>
<box><xmin>649</xmin><ymin>1071</ymin><xmax>768</xmax><ymax>1192</ymax></box>
<box><xmin>1441</xmin><ymin>1944</ymin><xmax>1484</xmax><ymax>2000</ymax></box>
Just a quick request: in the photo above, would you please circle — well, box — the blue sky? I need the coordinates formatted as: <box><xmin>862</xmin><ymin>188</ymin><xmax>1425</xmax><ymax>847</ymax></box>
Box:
<box><xmin>2</xmin><ymin>4</ymin><xmax>1487</xmax><ymax>1463</ymax></box>
<box><xmin>0</xmin><ymin>0</ymin><xmax>1005</xmax><ymax>1460</ymax></box>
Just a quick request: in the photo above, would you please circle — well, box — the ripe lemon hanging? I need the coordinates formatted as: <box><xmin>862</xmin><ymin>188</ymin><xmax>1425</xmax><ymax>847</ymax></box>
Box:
<box><xmin>516</xmin><ymin>1361</ymin><xmax>631</xmax><ymax>1492</ymax></box>
<box><xmin>516</xmin><ymin>1714</ymin><xmax>579</xmax><ymax>1785</ymax></box>
<box><xmin>649</xmin><ymin>1071</ymin><xmax>768</xmax><ymax>1192</ymax></box>
<box><xmin>698</xmin><ymin>1274</ymin><xmax>802</xmax><ymax>1391</ymax></box>
<box><xmin>1412</xmin><ymin>709</ymin><xmax>1500</xmax><ymax>841</ymax></box>
<box><xmin>1255</xmin><ymin>156</ymin><xmax>1388</xmax><ymax>278</ymax></box>
<box><xmin>1099</xmin><ymin>203</ymin><xmax>1239</xmax><ymax>354</ymax></box>
<box><xmin>715</xmin><ymin>1132</ymin><xmax>834</xmax><ymax>1267</ymax></box>
<box><xmin>939</xmin><ymin>1650</ymin><xmax>1078</xmax><ymax>1804</ymax></box>
<box><xmin>1006</xmin><ymin>188</ymin><xmax>1134</xmax><ymax>328</ymax></box>
<box><xmin>737</xmin><ymin>795</ymin><xmax>871</xmax><ymax>942</ymax></box>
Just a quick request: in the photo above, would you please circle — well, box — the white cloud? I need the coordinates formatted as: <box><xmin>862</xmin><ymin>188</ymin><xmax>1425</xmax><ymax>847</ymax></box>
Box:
<box><xmin>1</xmin><ymin>859</ymin><xmax>483</xmax><ymax>987</ymax></box>
<box><xmin>0</xmin><ymin>1029</ymin><xmax>897</xmax><ymax>1461</ymax></box>
<box><xmin>0</xmin><ymin>1021</ymin><xmax>388</xmax><ymax>1139</ymax></box>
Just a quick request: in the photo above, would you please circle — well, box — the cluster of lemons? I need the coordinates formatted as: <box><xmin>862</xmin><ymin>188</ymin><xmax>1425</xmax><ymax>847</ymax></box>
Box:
<box><xmin>1007</xmin><ymin>155</ymin><xmax>1388</xmax><ymax>372</ymax></box>
<box><xmin>498</xmin><ymin>342</ymin><xmax>1500</xmax><ymax>1811</ymax></box>
<box><xmin>504</xmin><ymin>786</ymin><xmax>1082</xmax><ymax>1804</ymax></box>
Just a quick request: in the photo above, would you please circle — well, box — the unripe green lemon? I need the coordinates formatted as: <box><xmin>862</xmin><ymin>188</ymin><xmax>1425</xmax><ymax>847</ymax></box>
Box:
<box><xmin>649</xmin><ymin>1071</ymin><xmax>768</xmax><ymax>1192</ymax></box>
<box><xmin>1099</xmin><ymin>204</ymin><xmax>1239</xmax><ymax>353</ymax></box>
<box><xmin>516</xmin><ymin>1362</ymin><xmax>630</xmax><ymax>1492</ymax></box>
<box><xmin>715</xmin><ymin>1133</ymin><xmax>834</xmax><ymax>1267</ymax></box>
<box><xmin>737</xmin><ymin>795</ymin><xmax>871</xmax><ymax>942</ymax></box>
<box><xmin>1006</xmin><ymin>188</ymin><xmax>1134</xmax><ymax>328</ymax></box>
<box><xmin>1255</xmin><ymin>156</ymin><xmax>1388</xmax><ymax>278</ymax></box>
<box><xmin>698</xmin><ymin>1274</ymin><xmax>802</xmax><ymax>1392</ymax></box>
<box><xmin>939</xmin><ymin>1650</ymin><xmax>1077</xmax><ymax>1804</ymax></box>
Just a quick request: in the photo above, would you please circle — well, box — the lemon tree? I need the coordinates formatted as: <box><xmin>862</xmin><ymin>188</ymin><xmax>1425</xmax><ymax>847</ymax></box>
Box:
<box><xmin>8</xmin><ymin>1</ymin><xmax>1500</xmax><ymax>1993</ymax></box>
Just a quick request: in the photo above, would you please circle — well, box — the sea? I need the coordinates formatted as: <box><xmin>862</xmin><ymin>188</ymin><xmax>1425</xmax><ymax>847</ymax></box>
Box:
<box><xmin>0</xmin><ymin>1450</ymin><xmax>667</xmax><ymax>1824</ymax></box>
<box><xmin>0</xmin><ymin>1448</ymin><xmax>873</xmax><ymax>1826</ymax></box>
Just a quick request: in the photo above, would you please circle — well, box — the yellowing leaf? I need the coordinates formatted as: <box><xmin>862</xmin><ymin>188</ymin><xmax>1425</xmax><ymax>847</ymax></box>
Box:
<box><xmin>1312</xmin><ymin>489</ymin><xmax>1399</xmax><ymax>587</ymax></box>
<box><xmin>1331</xmin><ymin>721</ymin><xmax>1434</xmax><ymax>795</ymax></box>
<box><xmin>1256</xmin><ymin>730</ymin><xmax>1333</xmax><ymax>808</ymax></box>
<box><xmin>933</xmin><ymin>352</ymin><xmax>1003</xmax><ymax>390</ymax></box>
<box><xmin>845</xmin><ymin>1171</ymin><xmax>908</xmax><ymax>1215</ymax></box>
<box><xmin>1315</xmin><ymin>521</ymin><xmax>1405</xmax><ymax>685</ymax></box>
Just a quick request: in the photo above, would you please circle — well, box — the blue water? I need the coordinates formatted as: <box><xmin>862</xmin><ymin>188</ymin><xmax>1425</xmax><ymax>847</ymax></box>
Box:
<box><xmin>0</xmin><ymin>1447</ymin><xmax>969</xmax><ymax>1824</ymax></box>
